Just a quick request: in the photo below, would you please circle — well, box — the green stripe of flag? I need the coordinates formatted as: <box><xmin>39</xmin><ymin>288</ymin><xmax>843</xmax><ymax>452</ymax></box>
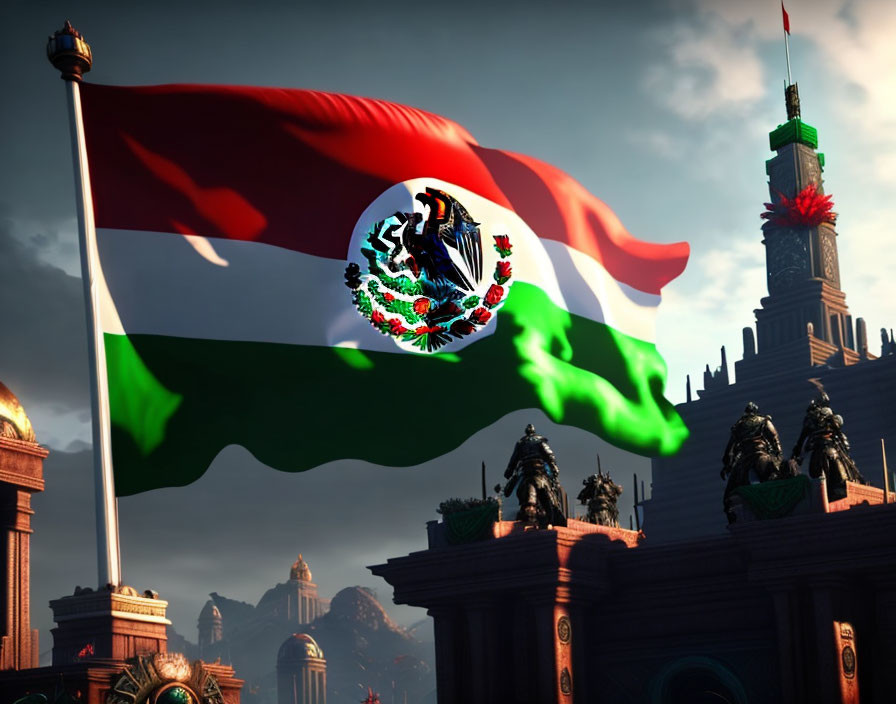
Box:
<box><xmin>107</xmin><ymin>282</ymin><xmax>687</xmax><ymax>495</ymax></box>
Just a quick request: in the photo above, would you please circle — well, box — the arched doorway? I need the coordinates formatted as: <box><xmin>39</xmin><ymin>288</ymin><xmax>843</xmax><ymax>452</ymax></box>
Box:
<box><xmin>650</xmin><ymin>656</ymin><xmax>749</xmax><ymax>704</ymax></box>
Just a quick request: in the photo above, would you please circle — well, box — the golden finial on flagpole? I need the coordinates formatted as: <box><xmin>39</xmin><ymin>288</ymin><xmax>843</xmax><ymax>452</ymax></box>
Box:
<box><xmin>47</xmin><ymin>20</ymin><xmax>92</xmax><ymax>81</ymax></box>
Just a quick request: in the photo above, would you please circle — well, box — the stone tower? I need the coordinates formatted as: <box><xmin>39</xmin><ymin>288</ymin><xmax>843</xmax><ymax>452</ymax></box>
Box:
<box><xmin>288</xmin><ymin>554</ymin><xmax>322</xmax><ymax>624</ymax></box>
<box><xmin>0</xmin><ymin>381</ymin><xmax>47</xmax><ymax>671</ymax></box>
<box><xmin>198</xmin><ymin>599</ymin><xmax>224</xmax><ymax>656</ymax></box>
<box><xmin>736</xmin><ymin>82</ymin><xmax>864</xmax><ymax>381</ymax></box>
<box><xmin>277</xmin><ymin>633</ymin><xmax>327</xmax><ymax>704</ymax></box>
<box><xmin>643</xmin><ymin>82</ymin><xmax>896</xmax><ymax>542</ymax></box>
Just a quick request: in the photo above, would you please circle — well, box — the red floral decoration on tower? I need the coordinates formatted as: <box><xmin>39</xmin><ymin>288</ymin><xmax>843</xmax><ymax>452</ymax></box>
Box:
<box><xmin>361</xmin><ymin>688</ymin><xmax>381</xmax><ymax>704</ymax></box>
<box><xmin>761</xmin><ymin>183</ymin><xmax>837</xmax><ymax>227</ymax></box>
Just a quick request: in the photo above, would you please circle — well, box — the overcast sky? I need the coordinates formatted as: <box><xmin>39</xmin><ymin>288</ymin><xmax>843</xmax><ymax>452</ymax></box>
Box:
<box><xmin>3</xmin><ymin>0</ymin><xmax>896</xmax><ymax>645</ymax></box>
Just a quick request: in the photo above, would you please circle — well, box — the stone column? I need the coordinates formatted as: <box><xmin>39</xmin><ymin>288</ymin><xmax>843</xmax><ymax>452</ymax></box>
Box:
<box><xmin>523</xmin><ymin>590</ymin><xmax>574</xmax><ymax>704</ymax></box>
<box><xmin>808</xmin><ymin>576</ymin><xmax>843</xmax><ymax>704</ymax></box>
<box><xmin>428</xmin><ymin>607</ymin><xmax>458</xmax><ymax>703</ymax></box>
<box><xmin>0</xmin><ymin>436</ymin><xmax>47</xmax><ymax>671</ymax></box>
<box><xmin>769</xmin><ymin>583</ymin><xmax>800</xmax><ymax>703</ymax></box>
<box><xmin>533</xmin><ymin>601</ymin><xmax>556</xmax><ymax>704</ymax></box>
<box><xmin>568</xmin><ymin>600</ymin><xmax>589</xmax><ymax>704</ymax></box>
<box><xmin>510</xmin><ymin>597</ymin><xmax>534</xmax><ymax>704</ymax></box>
<box><xmin>464</xmin><ymin>601</ymin><xmax>497</xmax><ymax>704</ymax></box>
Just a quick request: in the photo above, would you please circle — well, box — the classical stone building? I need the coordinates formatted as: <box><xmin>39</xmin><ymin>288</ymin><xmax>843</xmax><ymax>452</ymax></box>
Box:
<box><xmin>0</xmin><ymin>380</ymin><xmax>46</xmax><ymax>672</ymax></box>
<box><xmin>643</xmin><ymin>84</ymin><xmax>896</xmax><ymax>542</ymax></box>
<box><xmin>277</xmin><ymin>633</ymin><xmax>327</xmax><ymax>704</ymax></box>
<box><xmin>199</xmin><ymin>561</ymin><xmax>433</xmax><ymax>704</ymax></box>
<box><xmin>256</xmin><ymin>555</ymin><xmax>326</xmax><ymax>626</ymax></box>
<box><xmin>198</xmin><ymin>554</ymin><xmax>329</xmax><ymax>667</ymax></box>
<box><xmin>374</xmin><ymin>481</ymin><xmax>895</xmax><ymax>703</ymax></box>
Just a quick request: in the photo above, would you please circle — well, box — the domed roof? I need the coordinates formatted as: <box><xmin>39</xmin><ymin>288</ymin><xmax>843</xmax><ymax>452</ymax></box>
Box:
<box><xmin>199</xmin><ymin>599</ymin><xmax>222</xmax><ymax>621</ymax></box>
<box><xmin>278</xmin><ymin>633</ymin><xmax>324</xmax><ymax>662</ymax></box>
<box><xmin>289</xmin><ymin>554</ymin><xmax>313</xmax><ymax>582</ymax></box>
<box><xmin>327</xmin><ymin>586</ymin><xmax>396</xmax><ymax>631</ymax></box>
<box><xmin>0</xmin><ymin>380</ymin><xmax>35</xmax><ymax>443</ymax></box>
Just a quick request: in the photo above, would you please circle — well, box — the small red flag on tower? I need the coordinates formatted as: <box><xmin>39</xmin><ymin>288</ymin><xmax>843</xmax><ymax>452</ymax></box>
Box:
<box><xmin>782</xmin><ymin>2</ymin><xmax>791</xmax><ymax>34</ymax></box>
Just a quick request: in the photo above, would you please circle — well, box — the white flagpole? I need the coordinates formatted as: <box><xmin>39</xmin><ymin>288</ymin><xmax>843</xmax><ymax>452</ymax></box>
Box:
<box><xmin>784</xmin><ymin>27</ymin><xmax>793</xmax><ymax>86</ymax></box>
<box><xmin>48</xmin><ymin>22</ymin><xmax>121</xmax><ymax>588</ymax></box>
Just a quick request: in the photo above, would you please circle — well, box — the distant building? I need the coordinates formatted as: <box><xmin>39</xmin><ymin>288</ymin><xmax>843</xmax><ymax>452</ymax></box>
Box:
<box><xmin>199</xmin><ymin>561</ymin><xmax>434</xmax><ymax>704</ymax></box>
<box><xmin>277</xmin><ymin>633</ymin><xmax>327</xmax><ymax>704</ymax></box>
<box><xmin>256</xmin><ymin>555</ymin><xmax>327</xmax><ymax>625</ymax></box>
<box><xmin>200</xmin><ymin>554</ymin><xmax>329</xmax><ymax>652</ymax></box>
<box><xmin>198</xmin><ymin>599</ymin><xmax>224</xmax><ymax>657</ymax></box>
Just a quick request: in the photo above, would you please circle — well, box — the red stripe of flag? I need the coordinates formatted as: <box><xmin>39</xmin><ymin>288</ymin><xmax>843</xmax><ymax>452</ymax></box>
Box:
<box><xmin>80</xmin><ymin>83</ymin><xmax>688</xmax><ymax>295</ymax></box>
<box><xmin>782</xmin><ymin>3</ymin><xmax>791</xmax><ymax>34</ymax></box>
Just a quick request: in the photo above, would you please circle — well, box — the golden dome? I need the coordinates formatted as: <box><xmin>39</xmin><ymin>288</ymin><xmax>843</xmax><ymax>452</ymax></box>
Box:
<box><xmin>0</xmin><ymin>380</ymin><xmax>36</xmax><ymax>443</ymax></box>
<box><xmin>289</xmin><ymin>554</ymin><xmax>313</xmax><ymax>582</ymax></box>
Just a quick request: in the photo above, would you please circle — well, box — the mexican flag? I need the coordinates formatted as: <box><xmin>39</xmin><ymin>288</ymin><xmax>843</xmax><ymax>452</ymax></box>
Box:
<box><xmin>78</xmin><ymin>83</ymin><xmax>689</xmax><ymax>496</ymax></box>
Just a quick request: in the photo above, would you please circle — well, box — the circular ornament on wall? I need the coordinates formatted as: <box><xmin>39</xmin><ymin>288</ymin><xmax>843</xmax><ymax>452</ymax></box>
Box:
<box><xmin>557</xmin><ymin>615</ymin><xmax>571</xmax><ymax>643</ymax></box>
<box><xmin>842</xmin><ymin>645</ymin><xmax>856</xmax><ymax>678</ymax></box>
<box><xmin>560</xmin><ymin>667</ymin><xmax>572</xmax><ymax>695</ymax></box>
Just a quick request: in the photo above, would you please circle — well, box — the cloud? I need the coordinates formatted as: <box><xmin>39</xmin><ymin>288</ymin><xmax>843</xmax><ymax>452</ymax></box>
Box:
<box><xmin>835</xmin><ymin>209</ymin><xmax>896</xmax><ymax>345</ymax></box>
<box><xmin>0</xmin><ymin>215</ymin><xmax>89</xmax><ymax>430</ymax></box>
<box><xmin>626</xmin><ymin>129</ymin><xmax>686</xmax><ymax>160</ymax></box>
<box><xmin>7</xmin><ymin>216</ymin><xmax>83</xmax><ymax>276</ymax></box>
<box><xmin>813</xmin><ymin>3</ymin><xmax>896</xmax><ymax>184</ymax></box>
<box><xmin>659</xmin><ymin>237</ymin><xmax>766</xmax><ymax>399</ymax></box>
<box><xmin>643</xmin><ymin>14</ymin><xmax>766</xmax><ymax>120</ymax></box>
<box><xmin>694</xmin><ymin>0</ymin><xmax>896</xmax><ymax>184</ymax></box>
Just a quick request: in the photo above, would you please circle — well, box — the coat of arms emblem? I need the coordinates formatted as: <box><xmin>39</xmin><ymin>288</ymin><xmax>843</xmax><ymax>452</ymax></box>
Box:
<box><xmin>345</xmin><ymin>187</ymin><xmax>513</xmax><ymax>353</ymax></box>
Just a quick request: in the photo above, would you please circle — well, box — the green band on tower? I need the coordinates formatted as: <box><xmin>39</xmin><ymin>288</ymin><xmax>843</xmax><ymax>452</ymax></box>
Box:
<box><xmin>769</xmin><ymin>118</ymin><xmax>818</xmax><ymax>152</ymax></box>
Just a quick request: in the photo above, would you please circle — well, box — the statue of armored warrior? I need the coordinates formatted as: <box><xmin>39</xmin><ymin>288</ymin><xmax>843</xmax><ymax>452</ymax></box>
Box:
<box><xmin>721</xmin><ymin>402</ymin><xmax>783</xmax><ymax>524</ymax></box>
<box><xmin>502</xmin><ymin>424</ymin><xmax>567</xmax><ymax>528</ymax></box>
<box><xmin>792</xmin><ymin>394</ymin><xmax>867</xmax><ymax>501</ymax></box>
<box><xmin>577</xmin><ymin>468</ymin><xmax>623</xmax><ymax>527</ymax></box>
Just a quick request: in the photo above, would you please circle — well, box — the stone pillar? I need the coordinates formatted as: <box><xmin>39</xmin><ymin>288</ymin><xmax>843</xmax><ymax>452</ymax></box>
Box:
<box><xmin>856</xmin><ymin>318</ymin><xmax>868</xmax><ymax>358</ymax></box>
<box><xmin>0</xmin><ymin>435</ymin><xmax>47</xmax><ymax>671</ymax></box>
<box><xmin>769</xmin><ymin>584</ymin><xmax>801</xmax><ymax>703</ymax></box>
<box><xmin>524</xmin><ymin>591</ymin><xmax>574</xmax><ymax>704</ymax></box>
<box><xmin>568</xmin><ymin>601</ymin><xmax>589</xmax><ymax>704</ymax></box>
<box><xmin>428</xmin><ymin>607</ymin><xmax>459</xmax><ymax>704</ymax></box>
<box><xmin>464</xmin><ymin>601</ymin><xmax>497</xmax><ymax>704</ymax></box>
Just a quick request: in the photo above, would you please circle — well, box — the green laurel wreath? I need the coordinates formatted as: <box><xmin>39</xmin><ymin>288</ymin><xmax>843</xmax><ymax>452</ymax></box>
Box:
<box><xmin>346</xmin><ymin>228</ymin><xmax>514</xmax><ymax>352</ymax></box>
